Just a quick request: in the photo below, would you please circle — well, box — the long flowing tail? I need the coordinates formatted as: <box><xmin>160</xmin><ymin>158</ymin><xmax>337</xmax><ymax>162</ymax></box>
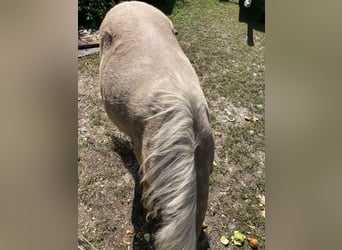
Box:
<box><xmin>141</xmin><ymin>91</ymin><xmax>198</xmax><ymax>249</ymax></box>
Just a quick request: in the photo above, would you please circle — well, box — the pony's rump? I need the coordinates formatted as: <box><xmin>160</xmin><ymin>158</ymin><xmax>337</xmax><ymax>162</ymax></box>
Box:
<box><xmin>99</xmin><ymin>2</ymin><xmax>214</xmax><ymax>249</ymax></box>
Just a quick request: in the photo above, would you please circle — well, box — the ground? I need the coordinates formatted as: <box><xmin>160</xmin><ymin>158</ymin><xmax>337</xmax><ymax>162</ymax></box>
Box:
<box><xmin>78</xmin><ymin>0</ymin><xmax>265</xmax><ymax>249</ymax></box>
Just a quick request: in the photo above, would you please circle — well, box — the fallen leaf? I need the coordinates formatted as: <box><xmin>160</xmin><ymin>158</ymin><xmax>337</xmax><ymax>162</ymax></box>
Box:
<box><xmin>122</xmin><ymin>237</ymin><xmax>131</xmax><ymax>245</ymax></box>
<box><xmin>135</xmin><ymin>232</ymin><xmax>144</xmax><ymax>240</ymax></box>
<box><xmin>144</xmin><ymin>233</ymin><xmax>150</xmax><ymax>242</ymax></box>
<box><xmin>227</xmin><ymin>115</ymin><xmax>236</xmax><ymax>122</ymax></box>
<box><xmin>231</xmin><ymin>231</ymin><xmax>246</xmax><ymax>246</ymax></box>
<box><xmin>247</xmin><ymin>237</ymin><xmax>259</xmax><ymax>249</ymax></box>
<box><xmin>126</xmin><ymin>230</ymin><xmax>134</xmax><ymax>235</ymax></box>
<box><xmin>261</xmin><ymin>209</ymin><xmax>266</xmax><ymax>218</ymax></box>
<box><xmin>220</xmin><ymin>235</ymin><xmax>229</xmax><ymax>246</ymax></box>
<box><xmin>244</xmin><ymin>115</ymin><xmax>252</xmax><ymax>121</ymax></box>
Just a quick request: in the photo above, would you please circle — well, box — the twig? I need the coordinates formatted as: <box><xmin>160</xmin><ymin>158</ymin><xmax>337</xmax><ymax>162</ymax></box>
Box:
<box><xmin>78</xmin><ymin>233</ymin><xmax>98</xmax><ymax>250</ymax></box>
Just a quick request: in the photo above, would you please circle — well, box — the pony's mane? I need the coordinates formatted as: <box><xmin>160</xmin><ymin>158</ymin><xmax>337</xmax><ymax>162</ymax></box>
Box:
<box><xmin>141</xmin><ymin>90</ymin><xmax>198</xmax><ymax>249</ymax></box>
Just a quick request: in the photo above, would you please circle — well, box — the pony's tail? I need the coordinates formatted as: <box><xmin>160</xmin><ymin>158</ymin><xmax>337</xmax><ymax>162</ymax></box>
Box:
<box><xmin>141</xmin><ymin>92</ymin><xmax>198</xmax><ymax>250</ymax></box>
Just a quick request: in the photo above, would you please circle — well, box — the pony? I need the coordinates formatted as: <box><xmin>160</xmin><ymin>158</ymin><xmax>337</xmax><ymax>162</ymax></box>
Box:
<box><xmin>99</xmin><ymin>2</ymin><xmax>214</xmax><ymax>249</ymax></box>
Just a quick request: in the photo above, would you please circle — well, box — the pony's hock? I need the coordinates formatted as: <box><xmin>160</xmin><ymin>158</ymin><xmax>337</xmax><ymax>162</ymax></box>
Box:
<box><xmin>99</xmin><ymin>1</ymin><xmax>214</xmax><ymax>249</ymax></box>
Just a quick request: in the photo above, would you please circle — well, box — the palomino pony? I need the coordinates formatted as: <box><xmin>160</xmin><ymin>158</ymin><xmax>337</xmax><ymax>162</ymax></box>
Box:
<box><xmin>99</xmin><ymin>2</ymin><xmax>214</xmax><ymax>249</ymax></box>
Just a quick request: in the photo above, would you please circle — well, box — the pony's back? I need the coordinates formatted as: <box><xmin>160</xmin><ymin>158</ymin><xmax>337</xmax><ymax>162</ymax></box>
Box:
<box><xmin>99</xmin><ymin>2</ymin><xmax>214</xmax><ymax>249</ymax></box>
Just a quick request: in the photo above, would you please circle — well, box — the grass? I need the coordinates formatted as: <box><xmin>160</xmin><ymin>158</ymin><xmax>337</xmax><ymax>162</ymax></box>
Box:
<box><xmin>79</xmin><ymin>176</ymin><xmax>96</xmax><ymax>206</ymax></box>
<box><xmin>78</xmin><ymin>0</ymin><xmax>265</xmax><ymax>249</ymax></box>
<box><xmin>90</xmin><ymin>112</ymin><xmax>103</xmax><ymax>126</ymax></box>
<box><xmin>172</xmin><ymin>1</ymin><xmax>265</xmax><ymax>247</ymax></box>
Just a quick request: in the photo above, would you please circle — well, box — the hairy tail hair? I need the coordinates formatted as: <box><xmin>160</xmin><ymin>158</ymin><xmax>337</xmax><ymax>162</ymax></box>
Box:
<box><xmin>141</xmin><ymin>90</ymin><xmax>198</xmax><ymax>249</ymax></box>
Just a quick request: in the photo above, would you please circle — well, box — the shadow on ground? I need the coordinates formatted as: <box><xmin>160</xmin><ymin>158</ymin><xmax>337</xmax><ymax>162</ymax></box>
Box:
<box><xmin>110</xmin><ymin>135</ymin><xmax>211</xmax><ymax>249</ymax></box>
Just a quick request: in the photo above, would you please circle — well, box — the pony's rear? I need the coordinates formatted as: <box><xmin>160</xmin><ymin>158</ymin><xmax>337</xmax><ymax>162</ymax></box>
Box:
<box><xmin>99</xmin><ymin>2</ymin><xmax>214</xmax><ymax>249</ymax></box>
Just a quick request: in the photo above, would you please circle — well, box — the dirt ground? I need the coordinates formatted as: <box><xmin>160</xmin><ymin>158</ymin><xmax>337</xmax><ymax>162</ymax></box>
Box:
<box><xmin>78</xmin><ymin>1</ymin><xmax>265</xmax><ymax>249</ymax></box>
